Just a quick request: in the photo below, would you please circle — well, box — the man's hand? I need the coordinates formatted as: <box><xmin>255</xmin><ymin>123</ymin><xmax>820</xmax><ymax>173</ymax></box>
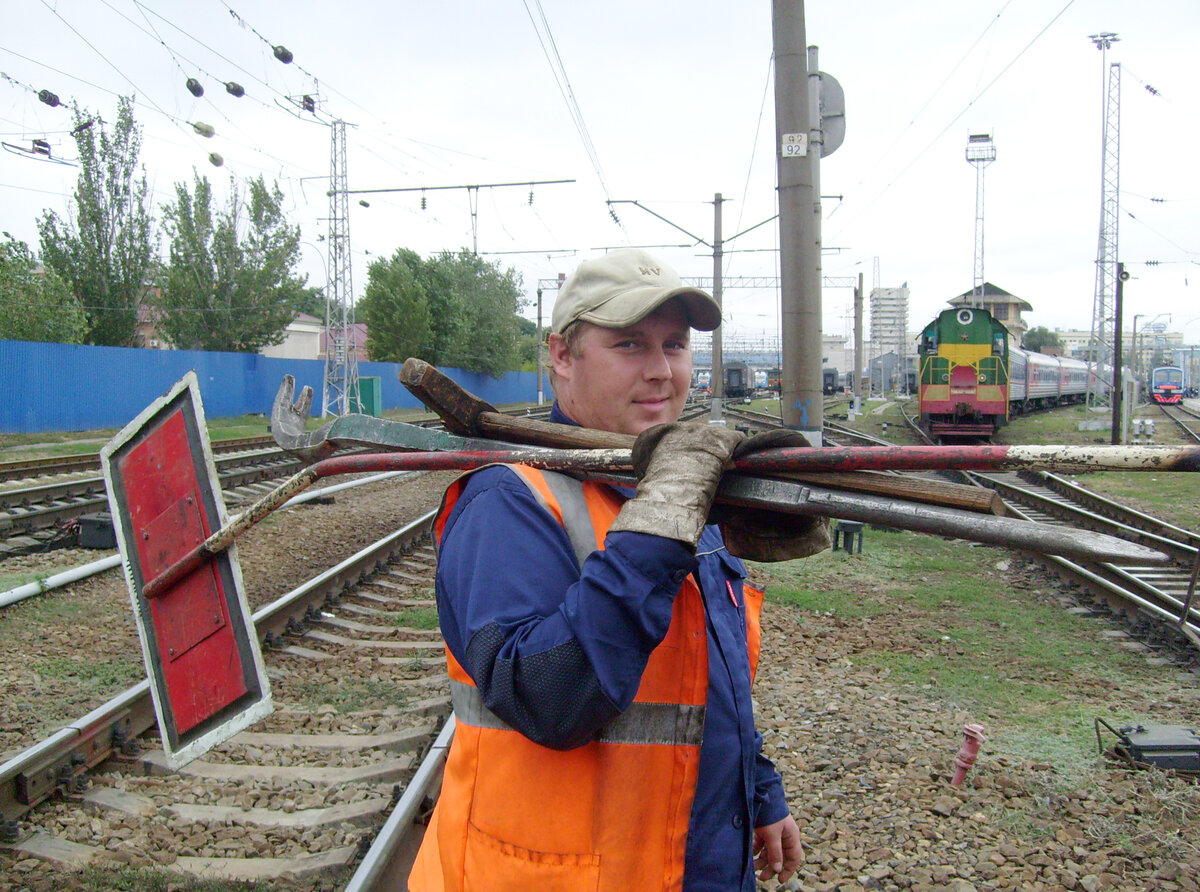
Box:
<box><xmin>754</xmin><ymin>813</ymin><xmax>803</xmax><ymax>883</ymax></box>
<box><xmin>610</xmin><ymin>421</ymin><xmax>744</xmax><ymax>550</ymax></box>
<box><xmin>720</xmin><ymin>430</ymin><xmax>831</xmax><ymax>562</ymax></box>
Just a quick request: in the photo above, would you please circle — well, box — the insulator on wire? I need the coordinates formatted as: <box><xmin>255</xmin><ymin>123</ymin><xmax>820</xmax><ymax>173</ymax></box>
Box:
<box><xmin>225</xmin><ymin>81</ymin><xmax>245</xmax><ymax>98</ymax></box>
<box><xmin>192</xmin><ymin>121</ymin><xmax>215</xmax><ymax>138</ymax></box>
<box><xmin>420</xmin><ymin>192</ymin><xmax>427</xmax><ymax>210</ymax></box>
<box><xmin>186</xmin><ymin>78</ymin><xmax>204</xmax><ymax>98</ymax></box>
<box><xmin>38</xmin><ymin>89</ymin><xmax>61</xmax><ymax>108</ymax></box>
<box><xmin>273</xmin><ymin>45</ymin><xmax>293</xmax><ymax>64</ymax></box>
<box><xmin>609</xmin><ymin>208</ymin><xmax>621</xmax><ymax>225</ymax></box>
<box><xmin>528</xmin><ymin>188</ymin><xmax>534</xmax><ymax>206</ymax></box>
<box><xmin>302</xmin><ymin>94</ymin><xmax>316</xmax><ymax>113</ymax></box>
<box><xmin>359</xmin><ymin>200</ymin><xmax>370</xmax><ymax>208</ymax></box>
<box><xmin>208</xmin><ymin>152</ymin><xmax>224</xmax><ymax>167</ymax></box>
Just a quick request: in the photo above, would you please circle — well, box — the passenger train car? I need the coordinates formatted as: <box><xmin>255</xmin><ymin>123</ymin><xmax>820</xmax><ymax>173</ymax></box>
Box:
<box><xmin>917</xmin><ymin>307</ymin><xmax>1102</xmax><ymax>437</ymax></box>
<box><xmin>1150</xmin><ymin>366</ymin><xmax>1184</xmax><ymax>404</ymax></box>
<box><xmin>722</xmin><ymin>361</ymin><xmax>753</xmax><ymax>400</ymax></box>
<box><xmin>822</xmin><ymin>367</ymin><xmax>840</xmax><ymax>395</ymax></box>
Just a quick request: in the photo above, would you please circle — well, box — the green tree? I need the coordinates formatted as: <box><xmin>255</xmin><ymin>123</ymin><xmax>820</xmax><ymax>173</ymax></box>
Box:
<box><xmin>514</xmin><ymin>316</ymin><xmax>540</xmax><ymax>371</ymax></box>
<box><xmin>0</xmin><ymin>235</ymin><xmax>87</xmax><ymax>343</ymax></box>
<box><xmin>38</xmin><ymin>96</ymin><xmax>158</xmax><ymax>346</ymax></box>
<box><xmin>426</xmin><ymin>250</ymin><xmax>525</xmax><ymax>377</ymax></box>
<box><xmin>1021</xmin><ymin>326</ymin><xmax>1062</xmax><ymax>353</ymax></box>
<box><xmin>359</xmin><ymin>248</ymin><xmax>526</xmax><ymax>375</ymax></box>
<box><xmin>289</xmin><ymin>283</ymin><xmax>327</xmax><ymax>320</ymax></box>
<box><xmin>358</xmin><ymin>249</ymin><xmax>434</xmax><ymax>362</ymax></box>
<box><xmin>159</xmin><ymin>172</ymin><xmax>305</xmax><ymax>352</ymax></box>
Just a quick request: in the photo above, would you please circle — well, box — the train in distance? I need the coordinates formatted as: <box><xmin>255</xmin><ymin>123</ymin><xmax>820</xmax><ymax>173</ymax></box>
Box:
<box><xmin>692</xmin><ymin>362</ymin><xmax>845</xmax><ymax>401</ymax></box>
<box><xmin>1150</xmin><ymin>366</ymin><xmax>1186</xmax><ymax>404</ymax></box>
<box><xmin>917</xmin><ymin>306</ymin><xmax>1108</xmax><ymax>439</ymax></box>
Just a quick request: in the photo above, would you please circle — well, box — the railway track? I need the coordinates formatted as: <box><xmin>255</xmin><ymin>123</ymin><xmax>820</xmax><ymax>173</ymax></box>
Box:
<box><xmin>0</xmin><ymin>407</ymin><xmax>560</xmax><ymax>557</ymax></box>
<box><xmin>1157</xmin><ymin>401</ymin><xmax>1200</xmax><ymax>443</ymax></box>
<box><xmin>0</xmin><ymin>444</ymin><xmax>307</xmax><ymax>555</ymax></box>
<box><xmin>3</xmin><ymin>400</ymin><xmax>1199</xmax><ymax>889</ymax></box>
<box><xmin>0</xmin><ymin>435</ymin><xmax>280</xmax><ymax>485</ymax></box>
<box><xmin>971</xmin><ymin>469</ymin><xmax>1200</xmax><ymax>660</ymax></box>
<box><xmin>730</xmin><ymin>403</ymin><xmax>1200</xmax><ymax>659</ymax></box>
<box><xmin>1</xmin><ymin>506</ymin><xmax>448</xmax><ymax>887</ymax></box>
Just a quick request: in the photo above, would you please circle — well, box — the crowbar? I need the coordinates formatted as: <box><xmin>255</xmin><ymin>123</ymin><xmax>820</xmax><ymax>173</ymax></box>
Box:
<box><xmin>143</xmin><ymin>440</ymin><xmax>1175</xmax><ymax>606</ymax></box>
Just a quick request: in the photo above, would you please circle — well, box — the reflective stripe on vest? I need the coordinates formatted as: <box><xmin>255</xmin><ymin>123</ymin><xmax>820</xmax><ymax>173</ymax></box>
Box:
<box><xmin>450</xmin><ymin>679</ymin><xmax>705</xmax><ymax>746</ymax></box>
<box><xmin>510</xmin><ymin>469</ymin><xmax>595</xmax><ymax>568</ymax></box>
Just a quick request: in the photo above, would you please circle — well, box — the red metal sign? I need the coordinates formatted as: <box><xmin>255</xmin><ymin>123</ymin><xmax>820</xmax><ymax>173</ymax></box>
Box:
<box><xmin>101</xmin><ymin>372</ymin><xmax>272</xmax><ymax>767</ymax></box>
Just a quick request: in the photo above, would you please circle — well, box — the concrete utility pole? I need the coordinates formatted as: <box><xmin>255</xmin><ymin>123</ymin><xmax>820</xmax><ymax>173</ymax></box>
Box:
<box><xmin>854</xmin><ymin>271</ymin><xmax>864</xmax><ymax>414</ymax></box>
<box><xmin>773</xmin><ymin>0</ymin><xmax>822</xmax><ymax>444</ymax></box>
<box><xmin>536</xmin><ymin>275</ymin><xmax>566</xmax><ymax>405</ymax></box>
<box><xmin>711</xmin><ymin>193</ymin><xmax>725</xmax><ymax>422</ymax></box>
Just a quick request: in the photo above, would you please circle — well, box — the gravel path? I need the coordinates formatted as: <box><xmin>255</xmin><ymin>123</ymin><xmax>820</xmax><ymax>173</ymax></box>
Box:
<box><xmin>3</xmin><ymin>468</ymin><xmax>1200</xmax><ymax>892</ymax></box>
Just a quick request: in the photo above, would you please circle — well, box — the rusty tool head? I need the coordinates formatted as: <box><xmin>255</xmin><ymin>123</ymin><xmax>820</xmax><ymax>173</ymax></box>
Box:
<box><xmin>270</xmin><ymin>375</ymin><xmax>340</xmax><ymax>463</ymax></box>
<box><xmin>400</xmin><ymin>357</ymin><xmax>496</xmax><ymax>437</ymax></box>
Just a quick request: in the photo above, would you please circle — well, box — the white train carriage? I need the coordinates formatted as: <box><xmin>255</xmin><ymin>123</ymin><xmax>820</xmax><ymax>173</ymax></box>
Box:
<box><xmin>1008</xmin><ymin>348</ymin><xmax>1093</xmax><ymax>410</ymax></box>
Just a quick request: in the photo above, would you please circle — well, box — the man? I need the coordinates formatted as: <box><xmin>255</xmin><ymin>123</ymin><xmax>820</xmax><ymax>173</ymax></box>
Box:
<box><xmin>409</xmin><ymin>248</ymin><xmax>820</xmax><ymax>891</ymax></box>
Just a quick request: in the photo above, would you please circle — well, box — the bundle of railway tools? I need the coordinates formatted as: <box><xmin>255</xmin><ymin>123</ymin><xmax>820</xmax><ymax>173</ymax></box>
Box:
<box><xmin>101</xmin><ymin>363</ymin><xmax>1200</xmax><ymax>766</ymax></box>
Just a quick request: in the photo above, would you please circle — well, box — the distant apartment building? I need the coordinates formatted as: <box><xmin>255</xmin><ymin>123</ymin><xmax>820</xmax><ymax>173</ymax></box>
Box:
<box><xmin>870</xmin><ymin>284</ymin><xmax>910</xmax><ymax>389</ymax></box>
<box><xmin>1054</xmin><ymin>324</ymin><xmax>1182</xmax><ymax>372</ymax></box>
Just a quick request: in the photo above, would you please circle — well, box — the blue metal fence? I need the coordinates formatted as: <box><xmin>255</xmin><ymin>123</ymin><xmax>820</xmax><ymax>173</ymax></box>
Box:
<box><xmin>0</xmin><ymin>339</ymin><xmax>537</xmax><ymax>433</ymax></box>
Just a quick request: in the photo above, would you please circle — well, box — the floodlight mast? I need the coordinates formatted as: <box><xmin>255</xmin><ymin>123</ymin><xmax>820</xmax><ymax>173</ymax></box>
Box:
<box><xmin>1085</xmin><ymin>31</ymin><xmax>1122</xmax><ymax>412</ymax></box>
<box><xmin>965</xmin><ymin>133</ymin><xmax>996</xmax><ymax>306</ymax></box>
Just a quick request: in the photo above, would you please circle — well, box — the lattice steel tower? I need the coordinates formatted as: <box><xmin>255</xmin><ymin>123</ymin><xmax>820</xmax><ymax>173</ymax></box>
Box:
<box><xmin>1086</xmin><ymin>33</ymin><xmax>1121</xmax><ymax>409</ymax></box>
<box><xmin>965</xmin><ymin>133</ymin><xmax>996</xmax><ymax>304</ymax></box>
<box><xmin>322</xmin><ymin>119</ymin><xmax>359</xmax><ymax>416</ymax></box>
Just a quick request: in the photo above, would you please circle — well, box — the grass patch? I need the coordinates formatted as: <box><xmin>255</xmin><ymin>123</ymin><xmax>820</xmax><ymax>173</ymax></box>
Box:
<box><xmin>78</xmin><ymin>866</ymin><xmax>259</xmax><ymax>891</ymax></box>
<box><xmin>0</xmin><ymin>570</ymin><xmax>51</xmax><ymax>592</ymax></box>
<box><xmin>35</xmin><ymin>655</ymin><xmax>142</xmax><ymax>689</ymax></box>
<box><xmin>391</xmin><ymin>606</ymin><xmax>440</xmax><ymax>630</ymax></box>
<box><xmin>4</xmin><ymin>590</ymin><xmax>116</xmax><ymax>624</ymax></box>
<box><xmin>755</xmin><ymin>527</ymin><xmax>1167</xmax><ymax>788</ymax></box>
<box><xmin>1067</xmin><ymin>470</ymin><xmax>1200</xmax><ymax>532</ymax></box>
<box><xmin>289</xmin><ymin>679</ymin><xmax>412</xmax><ymax>713</ymax></box>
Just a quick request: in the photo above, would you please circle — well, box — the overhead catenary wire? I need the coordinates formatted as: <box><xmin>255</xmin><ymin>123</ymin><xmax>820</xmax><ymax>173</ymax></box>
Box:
<box><xmin>521</xmin><ymin>0</ymin><xmax>622</xmax><ymax>232</ymax></box>
<box><xmin>829</xmin><ymin>0</ymin><xmax>1078</xmax><ymax>242</ymax></box>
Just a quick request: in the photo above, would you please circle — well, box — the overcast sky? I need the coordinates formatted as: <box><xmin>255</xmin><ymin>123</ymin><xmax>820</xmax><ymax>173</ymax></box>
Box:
<box><xmin>3</xmin><ymin>0</ymin><xmax>1198</xmax><ymax>346</ymax></box>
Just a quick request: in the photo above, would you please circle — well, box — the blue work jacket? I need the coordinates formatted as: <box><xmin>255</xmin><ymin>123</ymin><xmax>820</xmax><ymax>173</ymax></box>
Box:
<box><xmin>433</xmin><ymin>404</ymin><xmax>788</xmax><ymax>890</ymax></box>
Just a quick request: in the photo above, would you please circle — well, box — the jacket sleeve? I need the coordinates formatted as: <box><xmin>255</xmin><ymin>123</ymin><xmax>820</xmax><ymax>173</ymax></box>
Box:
<box><xmin>436</xmin><ymin>466</ymin><xmax>697</xmax><ymax>750</ymax></box>
<box><xmin>752</xmin><ymin>734</ymin><xmax>790</xmax><ymax>828</ymax></box>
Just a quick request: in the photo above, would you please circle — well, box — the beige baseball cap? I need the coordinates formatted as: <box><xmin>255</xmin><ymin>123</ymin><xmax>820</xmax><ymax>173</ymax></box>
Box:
<box><xmin>551</xmin><ymin>248</ymin><xmax>721</xmax><ymax>334</ymax></box>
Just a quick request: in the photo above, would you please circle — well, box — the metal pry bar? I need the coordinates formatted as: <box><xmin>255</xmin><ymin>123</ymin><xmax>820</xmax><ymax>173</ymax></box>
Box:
<box><xmin>143</xmin><ymin>447</ymin><xmax>1171</xmax><ymax>602</ymax></box>
<box><xmin>270</xmin><ymin>375</ymin><xmax>532</xmax><ymax>462</ymax></box>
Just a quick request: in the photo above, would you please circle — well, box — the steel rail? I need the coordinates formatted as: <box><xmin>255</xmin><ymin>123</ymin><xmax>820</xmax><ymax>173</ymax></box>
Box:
<box><xmin>971</xmin><ymin>472</ymin><xmax>1200</xmax><ymax>651</ymax></box>
<box><xmin>0</xmin><ymin>510</ymin><xmax>437</xmax><ymax>825</ymax></box>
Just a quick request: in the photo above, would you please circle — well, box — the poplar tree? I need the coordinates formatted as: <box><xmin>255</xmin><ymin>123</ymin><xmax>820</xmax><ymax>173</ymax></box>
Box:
<box><xmin>38</xmin><ymin>96</ymin><xmax>157</xmax><ymax>346</ymax></box>
<box><xmin>159</xmin><ymin>173</ymin><xmax>305</xmax><ymax>352</ymax></box>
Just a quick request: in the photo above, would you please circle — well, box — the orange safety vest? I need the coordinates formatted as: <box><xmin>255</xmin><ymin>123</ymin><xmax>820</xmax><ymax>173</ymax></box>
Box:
<box><xmin>409</xmin><ymin>466</ymin><xmax>763</xmax><ymax>892</ymax></box>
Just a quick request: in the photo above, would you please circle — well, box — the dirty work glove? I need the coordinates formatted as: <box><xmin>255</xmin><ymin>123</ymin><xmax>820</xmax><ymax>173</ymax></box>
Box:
<box><xmin>609</xmin><ymin>421</ymin><xmax>745</xmax><ymax>550</ymax></box>
<box><xmin>719</xmin><ymin>429</ymin><xmax>832</xmax><ymax>562</ymax></box>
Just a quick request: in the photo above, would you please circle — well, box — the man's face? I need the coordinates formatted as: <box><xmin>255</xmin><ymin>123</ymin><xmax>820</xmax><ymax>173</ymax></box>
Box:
<box><xmin>549</xmin><ymin>302</ymin><xmax>693</xmax><ymax>436</ymax></box>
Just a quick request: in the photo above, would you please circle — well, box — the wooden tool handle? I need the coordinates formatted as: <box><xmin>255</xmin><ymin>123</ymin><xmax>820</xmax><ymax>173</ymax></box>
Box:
<box><xmin>476</xmin><ymin>411</ymin><xmax>635</xmax><ymax>450</ymax></box>
<box><xmin>402</xmin><ymin>356</ymin><xmax>1005</xmax><ymax>515</ymax></box>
